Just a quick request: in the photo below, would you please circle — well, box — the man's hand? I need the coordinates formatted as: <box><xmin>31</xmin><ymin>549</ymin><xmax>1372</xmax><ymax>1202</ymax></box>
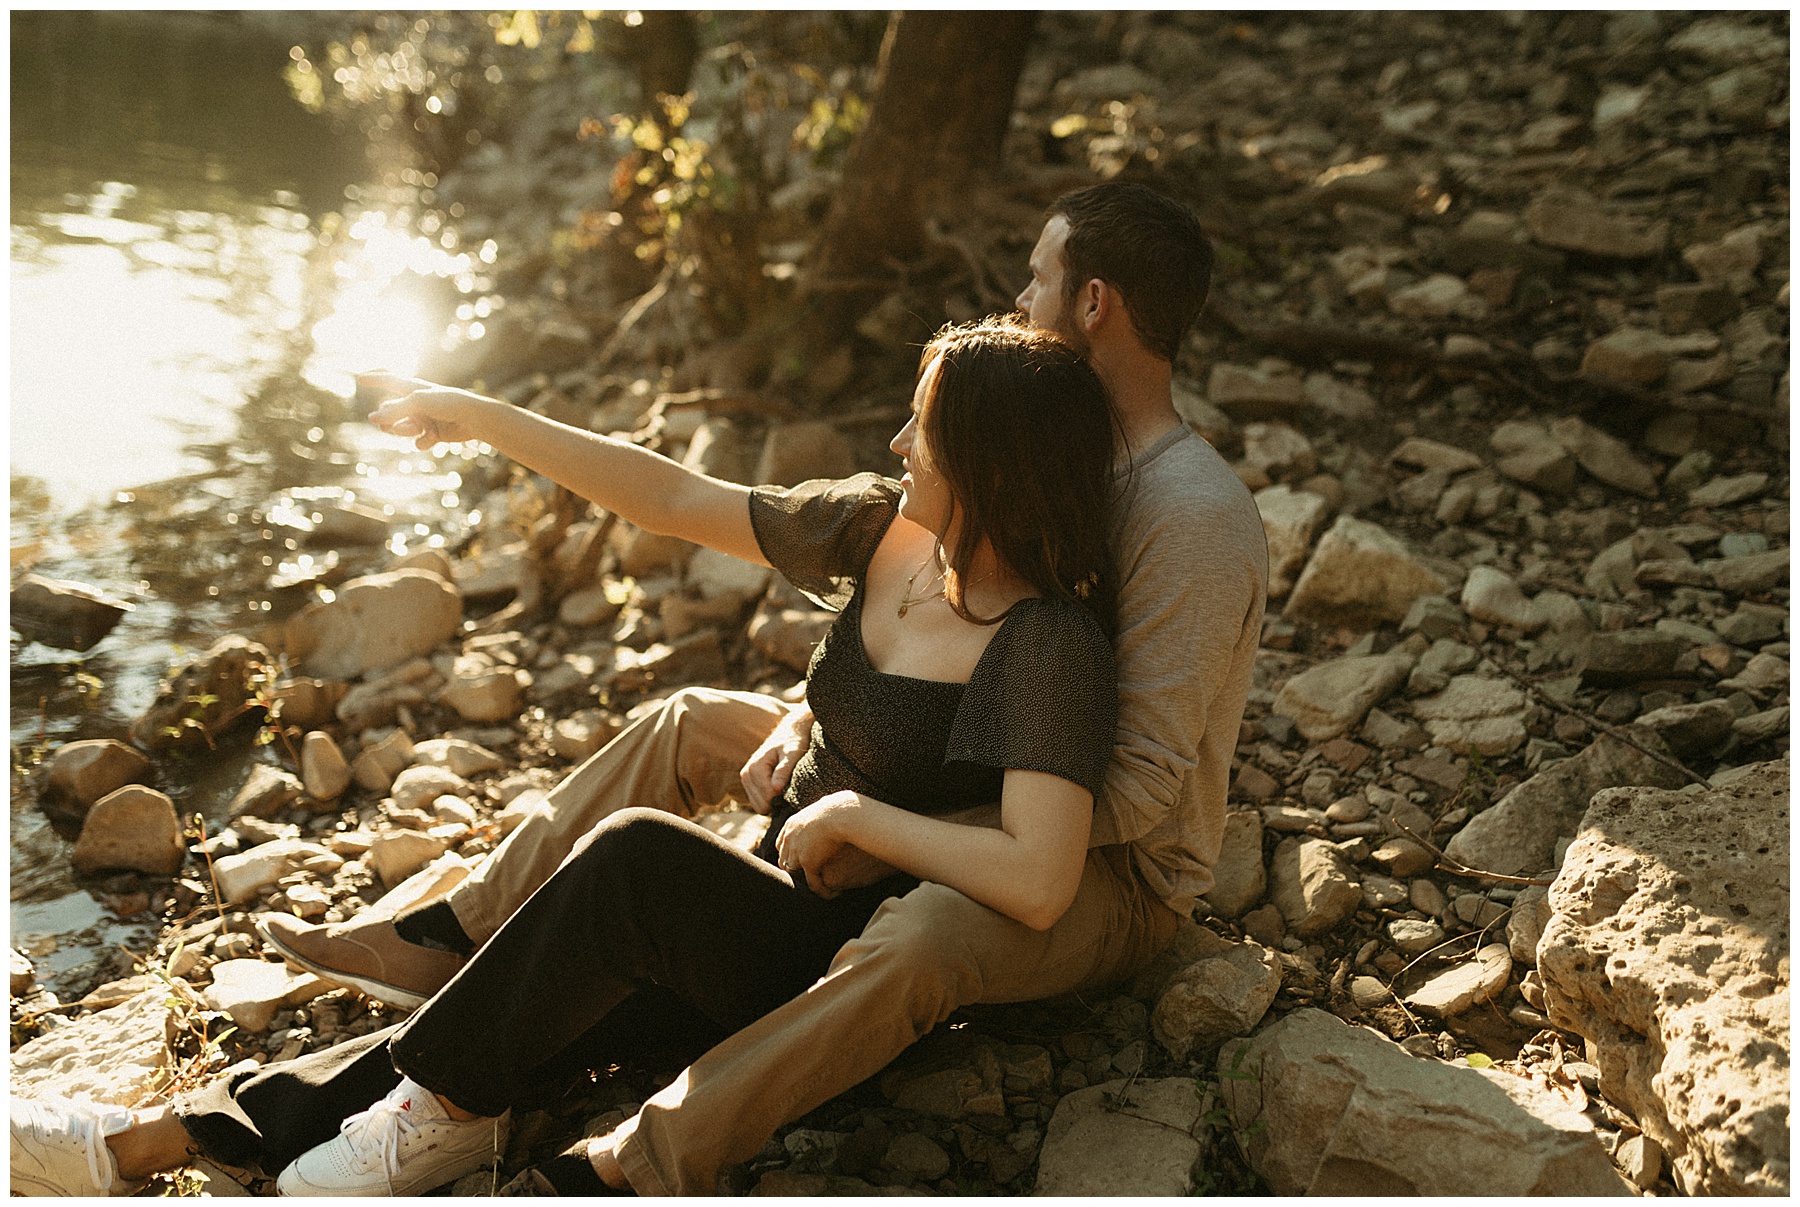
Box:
<box><xmin>740</xmin><ymin>705</ymin><xmax>814</xmax><ymax>815</ymax></box>
<box><xmin>359</xmin><ymin>371</ymin><xmax>486</xmax><ymax>449</ymax></box>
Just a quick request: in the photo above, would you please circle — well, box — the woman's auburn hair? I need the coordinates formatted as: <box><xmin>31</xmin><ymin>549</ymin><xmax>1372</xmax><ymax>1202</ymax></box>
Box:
<box><xmin>917</xmin><ymin>315</ymin><xmax>1120</xmax><ymax>636</ymax></box>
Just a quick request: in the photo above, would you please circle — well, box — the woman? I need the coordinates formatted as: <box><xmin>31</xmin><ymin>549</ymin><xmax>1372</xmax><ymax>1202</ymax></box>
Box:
<box><xmin>11</xmin><ymin>317</ymin><xmax>1121</xmax><ymax>1197</ymax></box>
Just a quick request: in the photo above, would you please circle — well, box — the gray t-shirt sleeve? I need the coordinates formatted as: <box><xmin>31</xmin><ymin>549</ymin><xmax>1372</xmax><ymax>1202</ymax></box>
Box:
<box><xmin>748</xmin><ymin>474</ymin><xmax>901</xmax><ymax>610</ymax></box>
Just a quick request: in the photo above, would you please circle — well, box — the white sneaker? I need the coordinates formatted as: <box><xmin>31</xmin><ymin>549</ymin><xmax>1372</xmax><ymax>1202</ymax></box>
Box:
<box><xmin>276</xmin><ymin>1076</ymin><xmax>508</xmax><ymax>1196</ymax></box>
<box><xmin>10</xmin><ymin>1095</ymin><xmax>143</xmax><ymax>1196</ymax></box>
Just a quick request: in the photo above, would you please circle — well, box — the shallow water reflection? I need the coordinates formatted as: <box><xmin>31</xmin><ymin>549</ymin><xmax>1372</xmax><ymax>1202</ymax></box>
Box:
<box><xmin>9</xmin><ymin>12</ymin><xmax>484</xmax><ymax>996</ymax></box>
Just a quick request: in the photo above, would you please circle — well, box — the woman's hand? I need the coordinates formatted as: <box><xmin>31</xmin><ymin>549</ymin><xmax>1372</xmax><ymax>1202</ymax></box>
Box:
<box><xmin>359</xmin><ymin>371</ymin><xmax>490</xmax><ymax>450</ymax></box>
<box><xmin>775</xmin><ymin>790</ymin><xmax>861</xmax><ymax>898</ymax></box>
<box><xmin>739</xmin><ymin>705</ymin><xmax>814</xmax><ymax>815</ymax></box>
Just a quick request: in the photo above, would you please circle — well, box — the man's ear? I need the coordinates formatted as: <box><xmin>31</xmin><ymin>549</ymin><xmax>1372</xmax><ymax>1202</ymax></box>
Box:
<box><xmin>1078</xmin><ymin>278</ymin><xmax>1111</xmax><ymax>335</ymax></box>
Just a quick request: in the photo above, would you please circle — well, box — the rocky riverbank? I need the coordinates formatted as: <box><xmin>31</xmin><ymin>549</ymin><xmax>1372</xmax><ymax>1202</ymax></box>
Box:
<box><xmin>11</xmin><ymin>10</ymin><xmax>1787</xmax><ymax>1196</ymax></box>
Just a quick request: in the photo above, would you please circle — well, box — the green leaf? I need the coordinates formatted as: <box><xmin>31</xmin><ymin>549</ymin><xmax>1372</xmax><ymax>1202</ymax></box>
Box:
<box><xmin>1464</xmin><ymin>1052</ymin><xmax>1493</xmax><ymax>1068</ymax></box>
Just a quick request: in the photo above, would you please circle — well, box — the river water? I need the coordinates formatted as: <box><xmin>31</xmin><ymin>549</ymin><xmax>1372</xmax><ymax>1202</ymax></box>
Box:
<box><xmin>9</xmin><ymin>12</ymin><xmax>484</xmax><ymax>993</ymax></box>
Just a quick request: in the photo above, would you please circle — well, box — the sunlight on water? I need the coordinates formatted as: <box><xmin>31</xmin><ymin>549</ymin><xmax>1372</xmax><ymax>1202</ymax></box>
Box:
<box><xmin>10</xmin><ymin>191</ymin><xmax>489</xmax><ymax>509</ymax></box>
<box><xmin>11</xmin><ymin>183</ymin><xmax>313</xmax><ymax>504</ymax></box>
<box><xmin>303</xmin><ymin>211</ymin><xmax>483</xmax><ymax>396</ymax></box>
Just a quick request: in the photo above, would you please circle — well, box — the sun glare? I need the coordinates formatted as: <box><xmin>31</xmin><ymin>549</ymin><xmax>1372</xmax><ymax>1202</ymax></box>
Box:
<box><xmin>303</xmin><ymin>215</ymin><xmax>482</xmax><ymax>397</ymax></box>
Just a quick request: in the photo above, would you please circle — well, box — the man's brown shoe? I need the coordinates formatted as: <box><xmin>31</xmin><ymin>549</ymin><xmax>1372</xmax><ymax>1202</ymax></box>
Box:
<box><xmin>259</xmin><ymin>914</ymin><xmax>463</xmax><ymax>1009</ymax></box>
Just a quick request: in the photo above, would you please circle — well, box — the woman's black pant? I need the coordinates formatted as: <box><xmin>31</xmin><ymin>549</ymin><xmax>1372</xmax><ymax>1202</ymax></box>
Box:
<box><xmin>175</xmin><ymin>808</ymin><xmax>911</xmax><ymax>1173</ymax></box>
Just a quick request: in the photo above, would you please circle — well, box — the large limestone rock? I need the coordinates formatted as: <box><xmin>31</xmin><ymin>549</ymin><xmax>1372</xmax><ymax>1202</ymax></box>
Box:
<box><xmin>1525</xmin><ymin>192</ymin><xmax>1665</xmax><ymax>259</ymax></box>
<box><xmin>10</xmin><ymin>984</ymin><xmax>193</xmax><ymax>1106</ymax></box>
<box><xmin>335</xmin><ymin>658</ymin><xmax>442</xmax><ymax>730</ymax></box>
<box><xmin>685</xmin><ymin>546</ymin><xmax>772</xmax><ymax>604</ymax></box>
<box><xmin>1272</xmin><ymin>652</ymin><xmax>1413</xmax><ymax>742</ymax></box>
<box><xmin>130</xmin><ymin>635</ymin><xmax>274</xmax><ymax>752</ymax></box>
<box><xmin>1034</xmin><ymin>1078</ymin><xmax>1203</xmax><ymax>1195</ymax></box>
<box><xmin>1459</xmin><ymin>566</ymin><xmax>1541</xmax><ymax>631</ymax></box>
<box><xmin>44</xmin><ymin>739</ymin><xmax>153</xmax><ymax>811</ymax></box>
<box><xmin>71</xmin><ymin>786</ymin><xmax>185</xmax><ymax>876</ymax></box>
<box><xmin>351</xmin><ymin>729</ymin><xmax>415</xmax><ymax>793</ymax></box>
<box><xmin>1537</xmin><ymin>759</ymin><xmax>1789</xmax><ymax>1196</ymax></box>
<box><xmin>368</xmin><ymin>829</ymin><xmax>451</xmax><ymax>886</ymax></box>
<box><xmin>1284</xmin><ymin>516</ymin><xmax>1451</xmax><ymax>627</ymax></box>
<box><xmin>1269</xmin><ymin>837</ymin><xmax>1361</xmax><ymax>937</ymax></box>
<box><xmin>1492</xmin><ymin>421</ymin><xmax>1579</xmax><ymax>494</ymax></box>
<box><xmin>1220</xmin><ymin>1009</ymin><xmax>1627</xmax><ymax>1196</ymax></box>
<box><xmin>755</xmin><ymin>420</ymin><xmax>857</xmax><ymax>487</ymax></box>
<box><xmin>285</xmin><ymin>569</ymin><xmax>463</xmax><ymax>680</ymax></box>
<box><xmin>1253</xmin><ymin>484</ymin><xmax>1329</xmax><ymax>599</ymax></box>
<box><xmin>1151</xmin><ymin>939</ymin><xmax>1280</xmax><ymax>1060</ymax></box>
<box><xmin>1207</xmin><ymin>362</ymin><xmax>1305</xmax><ymax>418</ymax></box>
<box><xmin>1443</xmin><ymin>731</ymin><xmax>1684</xmax><ymax>877</ymax></box>
<box><xmin>880</xmin><ymin>1034</ymin><xmax>1007</xmax><ymax>1119</ymax></box>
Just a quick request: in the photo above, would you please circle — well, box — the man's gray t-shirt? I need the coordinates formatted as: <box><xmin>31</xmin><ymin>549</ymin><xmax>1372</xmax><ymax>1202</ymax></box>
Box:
<box><xmin>1093</xmin><ymin>425</ymin><xmax>1268</xmax><ymax>915</ymax></box>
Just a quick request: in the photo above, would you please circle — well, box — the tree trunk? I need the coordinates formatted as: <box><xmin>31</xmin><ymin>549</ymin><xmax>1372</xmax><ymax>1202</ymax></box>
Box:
<box><xmin>806</xmin><ymin>11</ymin><xmax>1038</xmax><ymax>296</ymax></box>
<box><xmin>617</xmin><ymin>10</ymin><xmax>699</xmax><ymax>104</ymax></box>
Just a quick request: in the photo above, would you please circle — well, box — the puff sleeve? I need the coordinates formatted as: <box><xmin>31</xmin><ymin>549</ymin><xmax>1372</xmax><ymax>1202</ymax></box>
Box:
<box><xmin>944</xmin><ymin>599</ymin><xmax>1117</xmax><ymax>799</ymax></box>
<box><xmin>747</xmin><ymin>474</ymin><xmax>901</xmax><ymax>610</ymax></box>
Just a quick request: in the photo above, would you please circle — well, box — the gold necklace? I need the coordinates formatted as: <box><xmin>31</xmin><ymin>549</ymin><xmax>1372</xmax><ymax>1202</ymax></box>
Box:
<box><xmin>897</xmin><ymin>548</ymin><xmax>945</xmax><ymax>618</ymax></box>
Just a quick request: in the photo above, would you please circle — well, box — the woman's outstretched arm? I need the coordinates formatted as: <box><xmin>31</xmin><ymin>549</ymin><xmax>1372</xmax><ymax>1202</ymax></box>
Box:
<box><xmin>775</xmin><ymin>771</ymin><xmax>1092</xmax><ymax>931</ymax></box>
<box><xmin>361</xmin><ymin>372</ymin><xmax>766</xmax><ymax>566</ymax></box>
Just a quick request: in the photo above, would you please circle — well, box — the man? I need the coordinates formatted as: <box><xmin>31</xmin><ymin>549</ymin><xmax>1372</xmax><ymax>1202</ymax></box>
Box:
<box><xmin>268</xmin><ymin>181</ymin><xmax>1268</xmax><ymax>1193</ymax></box>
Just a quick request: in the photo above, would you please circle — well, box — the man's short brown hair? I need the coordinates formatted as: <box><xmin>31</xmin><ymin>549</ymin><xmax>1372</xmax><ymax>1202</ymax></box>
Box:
<box><xmin>1050</xmin><ymin>183</ymin><xmax>1212</xmax><ymax>363</ymax></box>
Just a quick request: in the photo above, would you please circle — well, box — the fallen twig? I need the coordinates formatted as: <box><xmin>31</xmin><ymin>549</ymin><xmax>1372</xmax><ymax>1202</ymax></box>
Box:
<box><xmin>1392</xmin><ymin>818</ymin><xmax>1555</xmax><ymax>886</ymax></box>
<box><xmin>594</xmin><ymin>262</ymin><xmax>675</xmax><ymax>370</ymax></box>
<box><xmin>1479</xmin><ymin>653</ymin><xmax>1709</xmax><ymax>786</ymax></box>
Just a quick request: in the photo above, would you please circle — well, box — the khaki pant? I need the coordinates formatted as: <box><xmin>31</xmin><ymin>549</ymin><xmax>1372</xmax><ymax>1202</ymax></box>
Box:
<box><xmin>438</xmin><ymin>686</ymin><xmax>1180</xmax><ymax>1195</ymax></box>
<box><xmin>614</xmin><ymin>844</ymin><xmax>1178</xmax><ymax>1194</ymax></box>
<box><xmin>446</xmin><ymin>686</ymin><xmax>791</xmax><ymax>946</ymax></box>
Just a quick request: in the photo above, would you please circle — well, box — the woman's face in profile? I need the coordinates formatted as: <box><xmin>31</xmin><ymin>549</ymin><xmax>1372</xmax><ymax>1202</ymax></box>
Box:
<box><xmin>891</xmin><ymin>355</ymin><xmax>953</xmax><ymax>534</ymax></box>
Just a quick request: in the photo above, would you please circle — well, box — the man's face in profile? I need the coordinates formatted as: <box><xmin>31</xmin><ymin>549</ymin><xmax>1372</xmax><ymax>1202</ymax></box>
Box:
<box><xmin>1016</xmin><ymin>215</ymin><xmax>1089</xmax><ymax>355</ymax></box>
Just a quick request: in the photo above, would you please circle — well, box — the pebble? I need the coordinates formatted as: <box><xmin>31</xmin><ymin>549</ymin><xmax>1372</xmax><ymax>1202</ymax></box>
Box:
<box><xmin>71</xmin><ymin>786</ymin><xmax>185</xmax><ymax>877</ymax></box>
<box><xmin>1262</xmin><ymin>804</ymin><xmax>1327</xmax><ymax>833</ymax></box>
<box><xmin>45</xmin><ymin>740</ymin><xmax>154</xmax><ymax>810</ymax></box>
<box><xmin>1388</xmin><ymin>918</ymin><xmax>1446</xmax><ymax>956</ymax></box>
<box><xmin>884</xmin><ymin>1132</ymin><xmax>950</xmax><ymax>1180</ymax></box>
<box><xmin>1349</xmin><ymin>975</ymin><xmax>1391</xmax><ymax>1009</ymax></box>
<box><xmin>300</xmin><ymin>732</ymin><xmax>352</xmax><ymax>801</ymax></box>
<box><xmin>1360</xmin><ymin>874</ymin><xmax>1409</xmax><ymax>909</ymax></box>
<box><xmin>1688</xmin><ymin>472</ymin><xmax>1770</xmax><ymax>508</ymax></box>
<box><xmin>1410</xmin><ymin>879</ymin><xmax>1450</xmax><ymax>918</ymax></box>
<box><xmin>1204</xmin><ymin>811</ymin><xmax>1267</xmax><ymax>919</ymax></box>
<box><xmin>1270</xmin><ymin>837</ymin><xmax>1363</xmax><ymax>937</ymax></box>
<box><xmin>1242</xmin><ymin>903</ymin><xmax>1286</xmax><ymax>948</ymax></box>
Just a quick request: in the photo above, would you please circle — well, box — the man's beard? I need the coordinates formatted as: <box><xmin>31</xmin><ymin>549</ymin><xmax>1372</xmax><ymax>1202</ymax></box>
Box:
<box><xmin>1045</xmin><ymin>296</ymin><xmax>1090</xmax><ymax>357</ymax></box>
